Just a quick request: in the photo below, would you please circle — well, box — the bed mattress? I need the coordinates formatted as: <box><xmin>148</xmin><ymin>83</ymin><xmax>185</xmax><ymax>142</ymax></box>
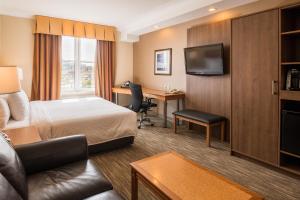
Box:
<box><xmin>5</xmin><ymin>118</ymin><xmax>30</xmax><ymax>130</ymax></box>
<box><xmin>29</xmin><ymin>97</ymin><xmax>137</xmax><ymax>145</ymax></box>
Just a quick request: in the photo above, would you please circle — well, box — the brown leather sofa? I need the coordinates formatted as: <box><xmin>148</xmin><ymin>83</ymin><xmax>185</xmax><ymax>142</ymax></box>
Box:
<box><xmin>0</xmin><ymin>134</ymin><xmax>124</xmax><ymax>200</ymax></box>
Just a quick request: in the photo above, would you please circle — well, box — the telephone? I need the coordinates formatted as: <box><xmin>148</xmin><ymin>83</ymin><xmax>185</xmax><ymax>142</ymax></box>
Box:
<box><xmin>121</xmin><ymin>81</ymin><xmax>131</xmax><ymax>88</ymax></box>
<box><xmin>168</xmin><ymin>89</ymin><xmax>180</xmax><ymax>94</ymax></box>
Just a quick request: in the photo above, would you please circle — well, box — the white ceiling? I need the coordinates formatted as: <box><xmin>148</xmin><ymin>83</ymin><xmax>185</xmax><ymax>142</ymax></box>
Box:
<box><xmin>0</xmin><ymin>0</ymin><xmax>258</xmax><ymax>42</ymax></box>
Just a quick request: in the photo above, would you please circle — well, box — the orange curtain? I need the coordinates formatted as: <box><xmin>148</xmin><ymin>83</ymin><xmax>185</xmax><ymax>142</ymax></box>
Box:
<box><xmin>31</xmin><ymin>34</ymin><xmax>62</xmax><ymax>101</ymax></box>
<box><xmin>94</xmin><ymin>41</ymin><xmax>115</xmax><ymax>101</ymax></box>
<box><xmin>34</xmin><ymin>15</ymin><xmax>116</xmax><ymax>41</ymax></box>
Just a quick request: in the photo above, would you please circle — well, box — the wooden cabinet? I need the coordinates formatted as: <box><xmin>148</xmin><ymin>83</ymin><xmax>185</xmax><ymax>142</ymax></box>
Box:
<box><xmin>231</xmin><ymin>9</ymin><xmax>279</xmax><ymax>165</ymax></box>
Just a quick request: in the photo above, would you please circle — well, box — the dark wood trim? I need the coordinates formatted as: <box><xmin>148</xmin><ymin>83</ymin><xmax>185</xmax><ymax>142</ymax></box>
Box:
<box><xmin>230</xmin><ymin>19</ymin><xmax>233</xmax><ymax>154</ymax></box>
<box><xmin>281</xmin><ymin>150</ymin><xmax>300</xmax><ymax>159</ymax></box>
<box><xmin>278</xmin><ymin>7</ymin><xmax>282</xmax><ymax>169</ymax></box>
<box><xmin>278</xmin><ymin>3</ymin><xmax>300</xmax><ymax>175</ymax></box>
<box><xmin>232</xmin><ymin>150</ymin><xmax>300</xmax><ymax>178</ymax></box>
<box><xmin>280</xmin><ymin>91</ymin><xmax>300</xmax><ymax>102</ymax></box>
<box><xmin>281</xmin><ymin>62</ymin><xmax>300</xmax><ymax>65</ymax></box>
<box><xmin>280</xmin><ymin>165</ymin><xmax>300</xmax><ymax>176</ymax></box>
<box><xmin>281</xmin><ymin>2</ymin><xmax>300</xmax><ymax>10</ymax></box>
<box><xmin>281</xmin><ymin>29</ymin><xmax>300</xmax><ymax>35</ymax></box>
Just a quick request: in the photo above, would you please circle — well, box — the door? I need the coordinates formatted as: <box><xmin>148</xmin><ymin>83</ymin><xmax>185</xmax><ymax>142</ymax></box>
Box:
<box><xmin>231</xmin><ymin>9</ymin><xmax>279</xmax><ymax>165</ymax></box>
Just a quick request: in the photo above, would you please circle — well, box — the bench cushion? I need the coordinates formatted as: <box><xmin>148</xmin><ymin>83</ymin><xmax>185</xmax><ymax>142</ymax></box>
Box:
<box><xmin>173</xmin><ymin>109</ymin><xmax>225</xmax><ymax>124</ymax></box>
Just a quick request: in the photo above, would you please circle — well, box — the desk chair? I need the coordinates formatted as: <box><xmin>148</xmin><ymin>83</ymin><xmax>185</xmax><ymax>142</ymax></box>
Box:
<box><xmin>129</xmin><ymin>82</ymin><xmax>157</xmax><ymax>129</ymax></box>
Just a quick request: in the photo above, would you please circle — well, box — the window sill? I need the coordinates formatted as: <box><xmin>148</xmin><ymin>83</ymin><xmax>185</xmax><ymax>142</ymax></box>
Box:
<box><xmin>61</xmin><ymin>90</ymin><xmax>95</xmax><ymax>99</ymax></box>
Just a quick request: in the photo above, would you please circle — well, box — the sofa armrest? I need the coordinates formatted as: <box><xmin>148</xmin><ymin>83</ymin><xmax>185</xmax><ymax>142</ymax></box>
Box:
<box><xmin>15</xmin><ymin>135</ymin><xmax>88</xmax><ymax>174</ymax></box>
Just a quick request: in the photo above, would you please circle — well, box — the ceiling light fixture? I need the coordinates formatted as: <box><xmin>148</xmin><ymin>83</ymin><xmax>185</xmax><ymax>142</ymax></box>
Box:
<box><xmin>208</xmin><ymin>7</ymin><xmax>217</xmax><ymax>12</ymax></box>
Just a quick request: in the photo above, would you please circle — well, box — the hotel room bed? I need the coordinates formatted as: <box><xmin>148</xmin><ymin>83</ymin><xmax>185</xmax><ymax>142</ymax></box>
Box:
<box><xmin>6</xmin><ymin>97</ymin><xmax>137</xmax><ymax>152</ymax></box>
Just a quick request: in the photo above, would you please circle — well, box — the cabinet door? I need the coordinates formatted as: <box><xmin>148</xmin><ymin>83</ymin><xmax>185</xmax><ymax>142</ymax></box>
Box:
<box><xmin>231</xmin><ymin>9</ymin><xmax>279</xmax><ymax>165</ymax></box>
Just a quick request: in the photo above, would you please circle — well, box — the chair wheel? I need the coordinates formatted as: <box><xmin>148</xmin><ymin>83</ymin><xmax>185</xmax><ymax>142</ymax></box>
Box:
<box><xmin>138</xmin><ymin>126</ymin><xmax>141</xmax><ymax>129</ymax></box>
<box><xmin>151</xmin><ymin>124</ymin><xmax>154</xmax><ymax>126</ymax></box>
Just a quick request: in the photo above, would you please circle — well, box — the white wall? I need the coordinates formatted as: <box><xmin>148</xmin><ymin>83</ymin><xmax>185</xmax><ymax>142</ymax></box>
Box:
<box><xmin>115</xmin><ymin>36</ymin><xmax>133</xmax><ymax>106</ymax></box>
<box><xmin>0</xmin><ymin>15</ymin><xmax>34</xmax><ymax>96</ymax></box>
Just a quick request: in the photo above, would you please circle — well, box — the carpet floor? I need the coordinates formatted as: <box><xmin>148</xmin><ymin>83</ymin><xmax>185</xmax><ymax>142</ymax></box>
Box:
<box><xmin>91</xmin><ymin>119</ymin><xmax>300</xmax><ymax>200</ymax></box>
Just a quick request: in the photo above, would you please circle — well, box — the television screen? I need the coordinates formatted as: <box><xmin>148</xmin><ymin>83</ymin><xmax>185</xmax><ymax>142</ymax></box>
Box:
<box><xmin>184</xmin><ymin>43</ymin><xmax>224</xmax><ymax>75</ymax></box>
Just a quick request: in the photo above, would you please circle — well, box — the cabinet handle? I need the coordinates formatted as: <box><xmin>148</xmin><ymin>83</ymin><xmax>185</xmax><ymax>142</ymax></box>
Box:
<box><xmin>272</xmin><ymin>80</ymin><xmax>278</xmax><ymax>95</ymax></box>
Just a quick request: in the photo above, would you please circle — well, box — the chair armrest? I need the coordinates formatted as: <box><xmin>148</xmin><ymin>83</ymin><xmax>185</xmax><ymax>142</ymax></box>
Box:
<box><xmin>15</xmin><ymin>135</ymin><xmax>88</xmax><ymax>174</ymax></box>
<box><xmin>145</xmin><ymin>98</ymin><xmax>157</xmax><ymax>108</ymax></box>
<box><xmin>145</xmin><ymin>97</ymin><xmax>155</xmax><ymax>102</ymax></box>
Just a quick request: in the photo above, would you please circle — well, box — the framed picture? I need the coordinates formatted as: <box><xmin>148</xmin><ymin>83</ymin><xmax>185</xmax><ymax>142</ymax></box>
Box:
<box><xmin>154</xmin><ymin>48</ymin><xmax>172</xmax><ymax>75</ymax></box>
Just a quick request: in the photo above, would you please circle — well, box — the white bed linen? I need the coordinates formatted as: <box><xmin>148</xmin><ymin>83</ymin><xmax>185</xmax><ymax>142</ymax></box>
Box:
<box><xmin>5</xmin><ymin>118</ymin><xmax>30</xmax><ymax>130</ymax></box>
<box><xmin>29</xmin><ymin>97</ymin><xmax>137</xmax><ymax>144</ymax></box>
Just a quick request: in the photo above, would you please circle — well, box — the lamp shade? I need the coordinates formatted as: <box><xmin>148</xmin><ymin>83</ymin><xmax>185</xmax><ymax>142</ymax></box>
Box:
<box><xmin>0</xmin><ymin>66</ymin><xmax>21</xmax><ymax>94</ymax></box>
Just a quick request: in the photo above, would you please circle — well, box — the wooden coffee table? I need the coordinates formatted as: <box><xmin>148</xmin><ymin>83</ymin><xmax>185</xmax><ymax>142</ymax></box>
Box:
<box><xmin>130</xmin><ymin>151</ymin><xmax>263</xmax><ymax>200</ymax></box>
<box><xmin>3</xmin><ymin>126</ymin><xmax>41</xmax><ymax>146</ymax></box>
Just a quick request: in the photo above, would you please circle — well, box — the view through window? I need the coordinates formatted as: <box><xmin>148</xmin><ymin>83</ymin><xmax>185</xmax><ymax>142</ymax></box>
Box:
<box><xmin>61</xmin><ymin>36</ymin><xmax>96</xmax><ymax>96</ymax></box>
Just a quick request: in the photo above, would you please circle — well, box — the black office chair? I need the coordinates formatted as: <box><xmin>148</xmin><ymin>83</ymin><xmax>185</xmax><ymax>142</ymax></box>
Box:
<box><xmin>129</xmin><ymin>82</ymin><xmax>157</xmax><ymax>129</ymax></box>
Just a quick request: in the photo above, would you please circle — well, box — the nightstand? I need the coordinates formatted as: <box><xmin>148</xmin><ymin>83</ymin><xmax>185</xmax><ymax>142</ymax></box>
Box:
<box><xmin>3</xmin><ymin>126</ymin><xmax>41</xmax><ymax>146</ymax></box>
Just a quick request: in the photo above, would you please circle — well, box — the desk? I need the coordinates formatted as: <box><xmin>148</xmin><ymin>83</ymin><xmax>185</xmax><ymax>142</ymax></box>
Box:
<box><xmin>112</xmin><ymin>87</ymin><xmax>185</xmax><ymax>128</ymax></box>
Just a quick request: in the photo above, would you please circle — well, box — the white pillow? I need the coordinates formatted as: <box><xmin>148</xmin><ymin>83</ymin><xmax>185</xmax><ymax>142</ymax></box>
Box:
<box><xmin>0</xmin><ymin>98</ymin><xmax>10</xmax><ymax>129</ymax></box>
<box><xmin>7</xmin><ymin>90</ymin><xmax>29</xmax><ymax>121</ymax></box>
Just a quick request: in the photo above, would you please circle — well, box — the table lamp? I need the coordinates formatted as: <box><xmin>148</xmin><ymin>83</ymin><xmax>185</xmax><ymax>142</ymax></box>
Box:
<box><xmin>0</xmin><ymin>66</ymin><xmax>21</xmax><ymax>94</ymax></box>
<box><xmin>0</xmin><ymin>66</ymin><xmax>21</xmax><ymax>140</ymax></box>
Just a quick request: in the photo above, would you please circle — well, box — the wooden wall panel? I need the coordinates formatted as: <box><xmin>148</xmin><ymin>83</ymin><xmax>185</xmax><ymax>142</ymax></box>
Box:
<box><xmin>186</xmin><ymin>20</ymin><xmax>231</xmax><ymax>140</ymax></box>
<box><xmin>231</xmin><ymin>9</ymin><xmax>279</xmax><ymax>165</ymax></box>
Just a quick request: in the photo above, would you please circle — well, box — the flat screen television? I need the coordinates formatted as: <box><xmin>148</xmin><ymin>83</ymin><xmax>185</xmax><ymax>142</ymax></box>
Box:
<box><xmin>184</xmin><ymin>43</ymin><xmax>224</xmax><ymax>75</ymax></box>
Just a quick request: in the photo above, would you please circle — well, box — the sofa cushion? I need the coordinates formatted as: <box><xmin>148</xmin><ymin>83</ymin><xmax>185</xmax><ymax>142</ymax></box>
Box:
<box><xmin>84</xmin><ymin>190</ymin><xmax>124</xmax><ymax>200</ymax></box>
<box><xmin>0</xmin><ymin>173</ymin><xmax>23</xmax><ymax>200</ymax></box>
<box><xmin>16</xmin><ymin>135</ymin><xmax>88</xmax><ymax>175</ymax></box>
<box><xmin>28</xmin><ymin>160</ymin><xmax>113</xmax><ymax>200</ymax></box>
<box><xmin>0</xmin><ymin>134</ymin><xmax>27</xmax><ymax>199</ymax></box>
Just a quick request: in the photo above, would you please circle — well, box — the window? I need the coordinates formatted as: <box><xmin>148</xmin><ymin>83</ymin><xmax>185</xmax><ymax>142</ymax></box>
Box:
<box><xmin>61</xmin><ymin>36</ymin><xmax>96</xmax><ymax>96</ymax></box>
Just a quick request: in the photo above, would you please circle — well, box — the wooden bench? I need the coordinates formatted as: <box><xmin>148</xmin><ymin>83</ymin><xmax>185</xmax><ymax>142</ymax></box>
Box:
<box><xmin>173</xmin><ymin>109</ymin><xmax>226</xmax><ymax>147</ymax></box>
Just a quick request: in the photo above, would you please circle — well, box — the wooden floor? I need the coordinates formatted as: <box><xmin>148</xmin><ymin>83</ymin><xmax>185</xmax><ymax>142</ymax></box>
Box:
<box><xmin>91</xmin><ymin>118</ymin><xmax>300</xmax><ymax>200</ymax></box>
